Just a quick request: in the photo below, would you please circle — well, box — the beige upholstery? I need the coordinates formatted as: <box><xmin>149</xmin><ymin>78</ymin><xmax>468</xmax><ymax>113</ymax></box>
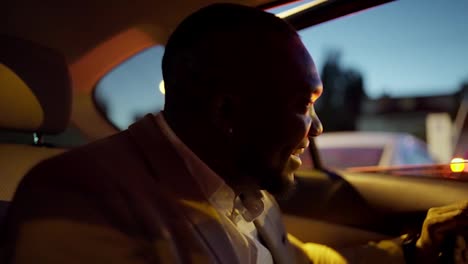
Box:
<box><xmin>0</xmin><ymin>35</ymin><xmax>71</xmax><ymax>134</ymax></box>
<box><xmin>0</xmin><ymin>144</ymin><xmax>65</xmax><ymax>201</ymax></box>
<box><xmin>0</xmin><ymin>36</ymin><xmax>72</xmax><ymax>203</ymax></box>
<box><xmin>0</xmin><ymin>64</ymin><xmax>44</xmax><ymax>131</ymax></box>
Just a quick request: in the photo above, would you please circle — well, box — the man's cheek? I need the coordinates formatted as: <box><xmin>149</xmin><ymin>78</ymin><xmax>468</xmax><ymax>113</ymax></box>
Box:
<box><xmin>289</xmin><ymin>115</ymin><xmax>311</xmax><ymax>141</ymax></box>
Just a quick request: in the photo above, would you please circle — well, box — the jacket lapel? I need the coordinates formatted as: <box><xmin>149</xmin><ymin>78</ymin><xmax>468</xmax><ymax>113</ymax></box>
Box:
<box><xmin>127</xmin><ymin>114</ymin><xmax>239</xmax><ymax>264</ymax></box>
<box><xmin>254</xmin><ymin>192</ymin><xmax>297</xmax><ymax>264</ymax></box>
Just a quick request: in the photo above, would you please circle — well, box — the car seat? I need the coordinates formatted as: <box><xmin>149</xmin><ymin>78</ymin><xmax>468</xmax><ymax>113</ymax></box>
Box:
<box><xmin>0</xmin><ymin>35</ymin><xmax>72</xmax><ymax>221</ymax></box>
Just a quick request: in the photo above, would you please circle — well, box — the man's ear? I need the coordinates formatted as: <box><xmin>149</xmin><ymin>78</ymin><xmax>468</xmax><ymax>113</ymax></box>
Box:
<box><xmin>212</xmin><ymin>94</ymin><xmax>237</xmax><ymax>135</ymax></box>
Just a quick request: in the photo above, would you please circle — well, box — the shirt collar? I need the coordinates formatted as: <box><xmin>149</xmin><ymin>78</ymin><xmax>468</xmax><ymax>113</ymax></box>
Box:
<box><xmin>154</xmin><ymin>112</ymin><xmax>264</xmax><ymax>222</ymax></box>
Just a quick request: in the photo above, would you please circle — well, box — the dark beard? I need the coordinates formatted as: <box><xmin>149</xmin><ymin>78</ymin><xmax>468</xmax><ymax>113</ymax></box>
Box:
<box><xmin>233</xmin><ymin>148</ymin><xmax>297</xmax><ymax>199</ymax></box>
<box><xmin>258</xmin><ymin>168</ymin><xmax>297</xmax><ymax>200</ymax></box>
<box><xmin>235</xmin><ymin>158</ymin><xmax>297</xmax><ymax>198</ymax></box>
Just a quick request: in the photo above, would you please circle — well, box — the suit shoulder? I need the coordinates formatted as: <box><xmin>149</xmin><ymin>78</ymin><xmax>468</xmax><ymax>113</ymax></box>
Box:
<box><xmin>20</xmin><ymin>130</ymin><xmax>133</xmax><ymax>190</ymax></box>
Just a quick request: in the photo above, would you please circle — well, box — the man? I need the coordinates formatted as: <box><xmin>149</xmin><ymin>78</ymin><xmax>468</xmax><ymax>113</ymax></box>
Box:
<box><xmin>1</xmin><ymin>3</ymin><xmax>467</xmax><ymax>264</ymax></box>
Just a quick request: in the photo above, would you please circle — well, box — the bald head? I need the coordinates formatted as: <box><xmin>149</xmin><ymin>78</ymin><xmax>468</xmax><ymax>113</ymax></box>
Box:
<box><xmin>161</xmin><ymin>4</ymin><xmax>322</xmax><ymax>196</ymax></box>
<box><xmin>162</xmin><ymin>3</ymin><xmax>300</xmax><ymax>112</ymax></box>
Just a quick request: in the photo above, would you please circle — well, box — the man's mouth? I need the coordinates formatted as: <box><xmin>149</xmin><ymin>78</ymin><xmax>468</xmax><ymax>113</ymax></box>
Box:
<box><xmin>292</xmin><ymin>140</ymin><xmax>310</xmax><ymax>156</ymax></box>
<box><xmin>292</xmin><ymin>147</ymin><xmax>306</xmax><ymax>156</ymax></box>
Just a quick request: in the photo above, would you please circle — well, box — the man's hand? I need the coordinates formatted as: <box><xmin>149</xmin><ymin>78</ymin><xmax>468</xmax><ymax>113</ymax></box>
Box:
<box><xmin>416</xmin><ymin>200</ymin><xmax>468</xmax><ymax>263</ymax></box>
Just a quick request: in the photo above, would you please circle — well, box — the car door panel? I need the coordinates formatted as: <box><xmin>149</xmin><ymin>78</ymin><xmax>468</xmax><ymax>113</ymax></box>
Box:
<box><xmin>283</xmin><ymin>214</ymin><xmax>391</xmax><ymax>247</ymax></box>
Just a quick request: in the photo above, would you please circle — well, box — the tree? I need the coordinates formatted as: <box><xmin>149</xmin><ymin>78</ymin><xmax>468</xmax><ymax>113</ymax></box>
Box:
<box><xmin>317</xmin><ymin>51</ymin><xmax>365</xmax><ymax>131</ymax></box>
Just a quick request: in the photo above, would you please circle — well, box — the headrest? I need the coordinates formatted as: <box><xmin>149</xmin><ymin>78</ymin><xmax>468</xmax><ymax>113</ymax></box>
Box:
<box><xmin>0</xmin><ymin>35</ymin><xmax>71</xmax><ymax>134</ymax></box>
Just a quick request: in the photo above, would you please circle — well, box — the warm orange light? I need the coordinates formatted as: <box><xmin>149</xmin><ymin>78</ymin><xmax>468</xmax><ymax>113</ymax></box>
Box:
<box><xmin>450</xmin><ymin>158</ymin><xmax>465</xmax><ymax>173</ymax></box>
<box><xmin>70</xmin><ymin>28</ymin><xmax>155</xmax><ymax>93</ymax></box>
<box><xmin>159</xmin><ymin>80</ymin><xmax>165</xmax><ymax>95</ymax></box>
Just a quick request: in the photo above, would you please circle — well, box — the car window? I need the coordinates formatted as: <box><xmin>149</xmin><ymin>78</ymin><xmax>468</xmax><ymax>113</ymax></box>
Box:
<box><xmin>296</xmin><ymin>0</ymin><xmax>467</xmax><ymax>171</ymax></box>
<box><xmin>94</xmin><ymin>46</ymin><xmax>165</xmax><ymax>130</ymax></box>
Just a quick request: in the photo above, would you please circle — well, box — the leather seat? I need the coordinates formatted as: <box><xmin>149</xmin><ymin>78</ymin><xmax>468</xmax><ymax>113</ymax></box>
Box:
<box><xmin>0</xmin><ymin>35</ymin><xmax>72</xmax><ymax>218</ymax></box>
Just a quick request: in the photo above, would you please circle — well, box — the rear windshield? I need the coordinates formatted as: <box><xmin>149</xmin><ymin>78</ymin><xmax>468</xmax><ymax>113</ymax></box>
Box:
<box><xmin>94</xmin><ymin>46</ymin><xmax>165</xmax><ymax>130</ymax></box>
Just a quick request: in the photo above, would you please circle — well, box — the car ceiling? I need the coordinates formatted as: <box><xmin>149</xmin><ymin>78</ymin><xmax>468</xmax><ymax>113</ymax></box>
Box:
<box><xmin>2</xmin><ymin>0</ymin><xmax>393</xmax><ymax>141</ymax></box>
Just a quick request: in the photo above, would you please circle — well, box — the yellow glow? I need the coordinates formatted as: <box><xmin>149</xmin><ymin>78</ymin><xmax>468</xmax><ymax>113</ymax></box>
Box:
<box><xmin>276</xmin><ymin>0</ymin><xmax>328</xmax><ymax>19</ymax></box>
<box><xmin>450</xmin><ymin>158</ymin><xmax>465</xmax><ymax>173</ymax></box>
<box><xmin>159</xmin><ymin>80</ymin><xmax>165</xmax><ymax>95</ymax></box>
<box><xmin>0</xmin><ymin>63</ymin><xmax>44</xmax><ymax>130</ymax></box>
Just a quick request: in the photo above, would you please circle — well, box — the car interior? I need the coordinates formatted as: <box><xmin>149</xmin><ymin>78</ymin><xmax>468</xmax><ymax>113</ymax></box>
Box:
<box><xmin>2</xmin><ymin>0</ymin><xmax>468</xmax><ymax>254</ymax></box>
<box><xmin>0</xmin><ymin>35</ymin><xmax>72</xmax><ymax>221</ymax></box>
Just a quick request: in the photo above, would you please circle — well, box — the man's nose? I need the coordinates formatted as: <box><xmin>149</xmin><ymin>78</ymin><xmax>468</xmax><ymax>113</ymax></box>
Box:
<box><xmin>308</xmin><ymin>107</ymin><xmax>323</xmax><ymax>137</ymax></box>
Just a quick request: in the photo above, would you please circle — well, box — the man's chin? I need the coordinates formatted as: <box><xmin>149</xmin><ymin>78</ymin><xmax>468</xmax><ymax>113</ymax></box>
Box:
<box><xmin>236</xmin><ymin>154</ymin><xmax>299</xmax><ymax>198</ymax></box>
<box><xmin>265</xmin><ymin>156</ymin><xmax>301</xmax><ymax>198</ymax></box>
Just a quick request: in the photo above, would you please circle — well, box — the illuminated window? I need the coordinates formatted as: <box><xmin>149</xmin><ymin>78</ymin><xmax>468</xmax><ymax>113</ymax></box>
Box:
<box><xmin>94</xmin><ymin>46</ymin><xmax>165</xmax><ymax>130</ymax></box>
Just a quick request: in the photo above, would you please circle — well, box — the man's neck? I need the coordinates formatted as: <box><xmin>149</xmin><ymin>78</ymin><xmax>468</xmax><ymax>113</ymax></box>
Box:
<box><xmin>163</xmin><ymin>110</ymin><xmax>261</xmax><ymax>196</ymax></box>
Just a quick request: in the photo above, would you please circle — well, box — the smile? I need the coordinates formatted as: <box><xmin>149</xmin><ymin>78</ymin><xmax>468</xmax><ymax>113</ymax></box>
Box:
<box><xmin>292</xmin><ymin>148</ymin><xmax>306</xmax><ymax>156</ymax></box>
